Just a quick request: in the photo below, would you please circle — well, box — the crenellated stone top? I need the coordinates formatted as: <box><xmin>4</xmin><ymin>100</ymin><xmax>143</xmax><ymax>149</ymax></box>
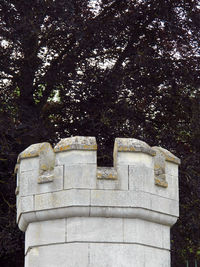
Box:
<box><xmin>15</xmin><ymin>136</ymin><xmax>181</xmax><ymax>232</ymax></box>
<box><xmin>114</xmin><ymin>138</ymin><xmax>156</xmax><ymax>156</ymax></box>
<box><xmin>54</xmin><ymin>136</ymin><xmax>97</xmax><ymax>152</ymax></box>
<box><xmin>16</xmin><ymin>137</ymin><xmax>180</xmax><ymax>165</ymax></box>
<box><xmin>15</xmin><ymin>137</ymin><xmax>180</xmax><ymax>189</ymax></box>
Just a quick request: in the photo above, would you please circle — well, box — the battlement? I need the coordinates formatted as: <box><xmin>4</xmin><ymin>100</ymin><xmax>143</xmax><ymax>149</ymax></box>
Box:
<box><xmin>15</xmin><ymin>136</ymin><xmax>180</xmax><ymax>233</ymax></box>
<box><xmin>15</xmin><ymin>136</ymin><xmax>180</xmax><ymax>267</ymax></box>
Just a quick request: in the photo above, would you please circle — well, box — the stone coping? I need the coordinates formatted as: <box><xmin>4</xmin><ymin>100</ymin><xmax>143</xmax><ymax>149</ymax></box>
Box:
<box><xmin>54</xmin><ymin>136</ymin><xmax>97</xmax><ymax>152</ymax></box>
<box><xmin>16</xmin><ymin>142</ymin><xmax>53</xmax><ymax>168</ymax></box>
<box><xmin>152</xmin><ymin>146</ymin><xmax>181</xmax><ymax>165</ymax></box>
<box><xmin>16</xmin><ymin>137</ymin><xmax>97</xmax><ymax>166</ymax></box>
<box><xmin>97</xmin><ymin>167</ymin><xmax>117</xmax><ymax>180</ymax></box>
<box><xmin>114</xmin><ymin>138</ymin><xmax>156</xmax><ymax>156</ymax></box>
<box><xmin>16</xmin><ymin>137</ymin><xmax>180</xmax><ymax>167</ymax></box>
<box><xmin>17</xmin><ymin>143</ymin><xmax>53</xmax><ymax>162</ymax></box>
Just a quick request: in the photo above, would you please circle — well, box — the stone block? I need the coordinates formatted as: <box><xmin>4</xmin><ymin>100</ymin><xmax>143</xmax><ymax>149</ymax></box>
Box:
<box><xmin>25</xmin><ymin>243</ymin><xmax>89</xmax><ymax>267</ymax></box>
<box><xmin>64</xmin><ymin>164</ymin><xmax>96</xmax><ymax>189</ymax></box>
<box><xmin>20</xmin><ymin>158</ymin><xmax>39</xmax><ymax>173</ymax></box>
<box><xmin>143</xmin><ymin>246</ymin><xmax>170</xmax><ymax>267</ymax></box>
<box><xmin>91</xmin><ymin>189</ymin><xmax>179</xmax><ymax>217</ymax></box>
<box><xmin>115</xmin><ymin>165</ymin><xmax>129</xmax><ymax>190</ymax></box>
<box><xmin>55</xmin><ymin>150</ymin><xmax>96</xmax><ymax>166</ymax></box>
<box><xmin>116</xmin><ymin>152</ymin><xmax>154</xmax><ymax>168</ymax></box>
<box><xmin>97</xmin><ymin>167</ymin><xmax>117</xmax><ymax>180</ymax></box>
<box><xmin>129</xmin><ymin>165</ymin><xmax>179</xmax><ymax>200</ymax></box>
<box><xmin>123</xmin><ymin>218</ymin><xmax>170</xmax><ymax>249</ymax></box>
<box><xmin>25</xmin><ymin>219</ymin><xmax>65</xmax><ymax>254</ymax></box>
<box><xmin>89</xmin><ymin>243</ymin><xmax>143</xmax><ymax>267</ymax></box>
<box><xmin>96</xmin><ymin>179</ymin><xmax>120</xmax><ymax>190</ymax></box>
<box><xmin>150</xmin><ymin>193</ymin><xmax>179</xmax><ymax>217</ymax></box>
<box><xmin>19</xmin><ymin>165</ymin><xmax>64</xmax><ymax>197</ymax></box>
<box><xmin>91</xmin><ymin>189</ymin><xmax>137</xmax><ymax>208</ymax></box>
<box><xmin>91</xmin><ymin>190</ymin><xmax>155</xmax><ymax>210</ymax></box>
<box><xmin>154</xmin><ymin>173</ymin><xmax>179</xmax><ymax>200</ymax></box>
<box><xmin>17</xmin><ymin>195</ymin><xmax>34</xmax><ymax>223</ymax></box>
<box><xmin>35</xmin><ymin>189</ymin><xmax>90</xmax><ymax>211</ymax></box>
<box><xmin>129</xmin><ymin>165</ymin><xmax>154</xmax><ymax>191</ymax></box>
<box><xmin>166</xmin><ymin>161</ymin><xmax>179</xmax><ymax>177</ymax></box>
<box><xmin>66</xmin><ymin>217</ymin><xmax>123</xmax><ymax>243</ymax></box>
<box><xmin>88</xmin><ymin>243</ymin><xmax>170</xmax><ymax>267</ymax></box>
<box><xmin>96</xmin><ymin>165</ymin><xmax>128</xmax><ymax>190</ymax></box>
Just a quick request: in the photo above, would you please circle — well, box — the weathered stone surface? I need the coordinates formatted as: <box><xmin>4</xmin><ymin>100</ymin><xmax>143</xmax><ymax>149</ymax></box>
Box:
<box><xmin>166</xmin><ymin>160</ymin><xmax>179</xmax><ymax>177</ymax></box>
<box><xmin>17</xmin><ymin>195</ymin><xmax>34</xmax><ymax>223</ymax></box>
<box><xmin>96</xmin><ymin>165</ymin><xmax>128</xmax><ymax>190</ymax></box>
<box><xmin>154</xmin><ymin>148</ymin><xmax>168</xmax><ymax>188</ymax></box>
<box><xmin>114</xmin><ymin>138</ymin><xmax>156</xmax><ymax>155</ymax></box>
<box><xmin>25</xmin><ymin>219</ymin><xmax>65</xmax><ymax>254</ymax></box>
<box><xmin>64</xmin><ymin>164</ymin><xmax>96</xmax><ymax>189</ymax></box>
<box><xmin>55</xmin><ymin>150</ymin><xmax>96</xmax><ymax>165</ymax></box>
<box><xmin>115</xmin><ymin>151</ymin><xmax>154</xmax><ymax>167</ymax></box>
<box><xmin>152</xmin><ymin>146</ymin><xmax>181</xmax><ymax>165</ymax></box>
<box><xmin>97</xmin><ymin>167</ymin><xmax>117</xmax><ymax>180</ymax></box>
<box><xmin>96</xmin><ymin>178</ymin><xmax>119</xmax><ymax>190</ymax></box>
<box><xmin>37</xmin><ymin>174</ymin><xmax>54</xmax><ymax>184</ymax></box>
<box><xmin>89</xmin><ymin>243</ymin><xmax>170</xmax><ymax>267</ymax></box>
<box><xmin>123</xmin><ymin>218</ymin><xmax>170</xmax><ymax>249</ymax></box>
<box><xmin>129</xmin><ymin>165</ymin><xmax>179</xmax><ymax>200</ymax></box>
<box><xmin>66</xmin><ymin>217</ymin><xmax>123</xmax><ymax>243</ymax></box>
<box><xmin>18</xmin><ymin>143</ymin><xmax>51</xmax><ymax>161</ymax></box>
<box><xmin>90</xmin><ymin>189</ymin><xmax>179</xmax><ymax>216</ymax></box>
<box><xmin>128</xmin><ymin>165</ymin><xmax>154</xmax><ymax>191</ymax></box>
<box><xmin>19</xmin><ymin>157</ymin><xmax>39</xmax><ymax>173</ymax></box>
<box><xmin>25</xmin><ymin>243</ymin><xmax>89</xmax><ymax>267</ymax></box>
<box><xmin>54</xmin><ymin>136</ymin><xmax>97</xmax><ymax>152</ymax></box>
<box><xmin>19</xmin><ymin>165</ymin><xmax>63</xmax><ymax>197</ymax></box>
<box><xmin>18</xmin><ymin>142</ymin><xmax>56</xmax><ymax>190</ymax></box>
<box><xmin>35</xmin><ymin>189</ymin><xmax>90</xmax><ymax>210</ymax></box>
<box><xmin>25</xmin><ymin>242</ymin><xmax>170</xmax><ymax>267</ymax></box>
<box><xmin>18</xmin><ymin>143</ymin><xmax>55</xmax><ymax>172</ymax></box>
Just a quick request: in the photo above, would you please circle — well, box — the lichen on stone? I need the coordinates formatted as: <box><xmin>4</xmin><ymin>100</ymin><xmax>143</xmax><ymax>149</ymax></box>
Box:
<box><xmin>54</xmin><ymin>136</ymin><xmax>97</xmax><ymax>152</ymax></box>
<box><xmin>114</xmin><ymin>138</ymin><xmax>156</xmax><ymax>156</ymax></box>
<box><xmin>153</xmin><ymin>148</ymin><xmax>168</xmax><ymax>188</ymax></box>
<box><xmin>97</xmin><ymin>167</ymin><xmax>117</xmax><ymax>180</ymax></box>
<box><xmin>152</xmin><ymin>146</ymin><xmax>180</xmax><ymax>165</ymax></box>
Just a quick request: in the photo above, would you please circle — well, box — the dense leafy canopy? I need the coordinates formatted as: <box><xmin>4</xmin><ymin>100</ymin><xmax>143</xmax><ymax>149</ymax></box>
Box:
<box><xmin>0</xmin><ymin>1</ymin><xmax>200</xmax><ymax>266</ymax></box>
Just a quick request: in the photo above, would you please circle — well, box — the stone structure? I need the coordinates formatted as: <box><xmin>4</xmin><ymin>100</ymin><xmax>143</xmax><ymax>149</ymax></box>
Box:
<box><xmin>15</xmin><ymin>136</ymin><xmax>180</xmax><ymax>267</ymax></box>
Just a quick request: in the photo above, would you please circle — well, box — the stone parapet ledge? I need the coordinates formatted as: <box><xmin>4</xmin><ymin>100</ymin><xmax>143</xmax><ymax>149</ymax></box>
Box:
<box><xmin>17</xmin><ymin>190</ymin><xmax>179</xmax><ymax>232</ymax></box>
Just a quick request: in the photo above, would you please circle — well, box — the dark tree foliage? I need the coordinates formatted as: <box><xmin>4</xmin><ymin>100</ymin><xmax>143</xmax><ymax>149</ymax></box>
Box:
<box><xmin>0</xmin><ymin>1</ymin><xmax>200</xmax><ymax>266</ymax></box>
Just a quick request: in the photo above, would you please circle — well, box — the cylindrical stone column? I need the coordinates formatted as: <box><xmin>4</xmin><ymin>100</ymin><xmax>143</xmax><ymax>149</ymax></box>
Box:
<box><xmin>15</xmin><ymin>136</ymin><xmax>180</xmax><ymax>267</ymax></box>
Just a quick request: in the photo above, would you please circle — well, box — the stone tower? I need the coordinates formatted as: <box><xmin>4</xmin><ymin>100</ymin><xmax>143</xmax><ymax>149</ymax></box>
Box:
<box><xmin>15</xmin><ymin>136</ymin><xmax>180</xmax><ymax>267</ymax></box>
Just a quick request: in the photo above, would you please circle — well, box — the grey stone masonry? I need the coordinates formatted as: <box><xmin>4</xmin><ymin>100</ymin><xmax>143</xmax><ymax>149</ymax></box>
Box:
<box><xmin>15</xmin><ymin>136</ymin><xmax>180</xmax><ymax>267</ymax></box>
